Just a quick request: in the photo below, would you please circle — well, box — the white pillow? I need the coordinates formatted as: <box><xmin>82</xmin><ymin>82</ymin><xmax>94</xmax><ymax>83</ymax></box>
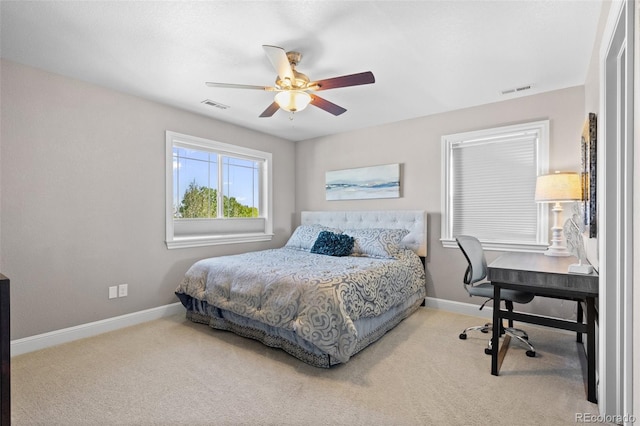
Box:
<box><xmin>343</xmin><ymin>228</ymin><xmax>410</xmax><ymax>258</ymax></box>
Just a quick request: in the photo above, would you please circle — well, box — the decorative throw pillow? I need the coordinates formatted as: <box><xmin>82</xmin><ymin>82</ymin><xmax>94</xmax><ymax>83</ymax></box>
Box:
<box><xmin>310</xmin><ymin>231</ymin><xmax>355</xmax><ymax>257</ymax></box>
<box><xmin>285</xmin><ymin>225</ymin><xmax>342</xmax><ymax>251</ymax></box>
<box><xmin>344</xmin><ymin>228</ymin><xmax>410</xmax><ymax>258</ymax></box>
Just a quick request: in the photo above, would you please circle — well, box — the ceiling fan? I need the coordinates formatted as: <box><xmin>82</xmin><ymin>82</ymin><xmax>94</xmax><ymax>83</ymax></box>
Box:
<box><xmin>205</xmin><ymin>45</ymin><xmax>375</xmax><ymax>117</ymax></box>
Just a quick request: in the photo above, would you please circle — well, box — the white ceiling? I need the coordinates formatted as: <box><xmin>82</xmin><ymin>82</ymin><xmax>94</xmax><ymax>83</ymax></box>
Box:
<box><xmin>0</xmin><ymin>1</ymin><xmax>602</xmax><ymax>142</ymax></box>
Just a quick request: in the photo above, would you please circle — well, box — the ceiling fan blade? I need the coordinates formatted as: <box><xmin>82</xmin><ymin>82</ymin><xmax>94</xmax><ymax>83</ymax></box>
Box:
<box><xmin>309</xmin><ymin>71</ymin><xmax>375</xmax><ymax>91</ymax></box>
<box><xmin>262</xmin><ymin>45</ymin><xmax>294</xmax><ymax>82</ymax></box>
<box><xmin>206</xmin><ymin>82</ymin><xmax>275</xmax><ymax>91</ymax></box>
<box><xmin>309</xmin><ymin>94</ymin><xmax>347</xmax><ymax>116</ymax></box>
<box><xmin>259</xmin><ymin>101</ymin><xmax>280</xmax><ymax>118</ymax></box>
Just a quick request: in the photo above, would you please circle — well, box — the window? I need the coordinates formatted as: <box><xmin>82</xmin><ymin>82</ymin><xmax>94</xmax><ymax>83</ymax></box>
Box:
<box><xmin>165</xmin><ymin>131</ymin><xmax>272</xmax><ymax>249</ymax></box>
<box><xmin>440</xmin><ymin>121</ymin><xmax>550</xmax><ymax>251</ymax></box>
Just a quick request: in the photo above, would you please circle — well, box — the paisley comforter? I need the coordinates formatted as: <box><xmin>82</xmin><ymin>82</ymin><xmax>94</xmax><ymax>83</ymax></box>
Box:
<box><xmin>175</xmin><ymin>247</ymin><xmax>426</xmax><ymax>362</ymax></box>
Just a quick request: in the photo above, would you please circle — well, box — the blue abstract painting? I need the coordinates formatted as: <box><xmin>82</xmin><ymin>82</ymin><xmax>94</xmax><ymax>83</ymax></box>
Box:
<box><xmin>326</xmin><ymin>164</ymin><xmax>400</xmax><ymax>201</ymax></box>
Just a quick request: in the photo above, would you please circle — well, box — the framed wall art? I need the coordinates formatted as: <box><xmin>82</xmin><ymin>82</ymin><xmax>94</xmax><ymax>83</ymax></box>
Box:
<box><xmin>325</xmin><ymin>163</ymin><xmax>400</xmax><ymax>201</ymax></box>
<box><xmin>581</xmin><ymin>112</ymin><xmax>597</xmax><ymax>238</ymax></box>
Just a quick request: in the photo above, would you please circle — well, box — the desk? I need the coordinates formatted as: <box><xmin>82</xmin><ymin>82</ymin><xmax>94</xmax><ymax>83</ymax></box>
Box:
<box><xmin>487</xmin><ymin>252</ymin><xmax>598</xmax><ymax>403</ymax></box>
<box><xmin>0</xmin><ymin>274</ymin><xmax>9</xmax><ymax>425</ymax></box>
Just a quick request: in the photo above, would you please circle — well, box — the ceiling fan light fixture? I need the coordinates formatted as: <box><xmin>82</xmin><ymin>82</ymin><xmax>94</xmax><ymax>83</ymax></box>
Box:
<box><xmin>274</xmin><ymin>90</ymin><xmax>311</xmax><ymax>112</ymax></box>
<box><xmin>207</xmin><ymin>45</ymin><xmax>374</xmax><ymax>118</ymax></box>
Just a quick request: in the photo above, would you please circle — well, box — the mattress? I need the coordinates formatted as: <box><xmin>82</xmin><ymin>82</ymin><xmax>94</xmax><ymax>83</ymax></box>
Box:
<box><xmin>176</xmin><ymin>246</ymin><xmax>426</xmax><ymax>366</ymax></box>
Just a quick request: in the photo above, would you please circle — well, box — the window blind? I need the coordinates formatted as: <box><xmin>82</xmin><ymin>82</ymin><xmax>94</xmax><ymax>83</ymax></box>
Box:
<box><xmin>450</xmin><ymin>132</ymin><xmax>538</xmax><ymax>244</ymax></box>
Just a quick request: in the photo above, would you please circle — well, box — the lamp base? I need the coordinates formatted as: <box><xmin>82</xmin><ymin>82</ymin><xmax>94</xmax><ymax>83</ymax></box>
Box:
<box><xmin>568</xmin><ymin>263</ymin><xmax>594</xmax><ymax>274</ymax></box>
<box><xmin>544</xmin><ymin>203</ymin><xmax>571</xmax><ymax>257</ymax></box>
<box><xmin>543</xmin><ymin>246</ymin><xmax>572</xmax><ymax>257</ymax></box>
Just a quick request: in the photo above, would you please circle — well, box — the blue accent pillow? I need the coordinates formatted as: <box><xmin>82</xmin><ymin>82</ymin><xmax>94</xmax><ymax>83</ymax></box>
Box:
<box><xmin>310</xmin><ymin>231</ymin><xmax>354</xmax><ymax>257</ymax></box>
<box><xmin>285</xmin><ymin>224</ymin><xmax>342</xmax><ymax>251</ymax></box>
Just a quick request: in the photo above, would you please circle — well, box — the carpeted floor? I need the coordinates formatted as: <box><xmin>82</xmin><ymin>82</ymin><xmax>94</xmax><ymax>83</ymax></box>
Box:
<box><xmin>11</xmin><ymin>308</ymin><xmax>600</xmax><ymax>425</ymax></box>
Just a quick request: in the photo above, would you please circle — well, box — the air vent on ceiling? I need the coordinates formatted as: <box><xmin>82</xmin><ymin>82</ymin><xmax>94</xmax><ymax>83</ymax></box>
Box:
<box><xmin>201</xmin><ymin>99</ymin><xmax>230</xmax><ymax>110</ymax></box>
<box><xmin>500</xmin><ymin>84</ymin><xmax>533</xmax><ymax>95</ymax></box>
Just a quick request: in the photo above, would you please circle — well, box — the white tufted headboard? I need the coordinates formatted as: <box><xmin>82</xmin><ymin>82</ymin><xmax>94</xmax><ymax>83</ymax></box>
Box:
<box><xmin>300</xmin><ymin>210</ymin><xmax>427</xmax><ymax>257</ymax></box>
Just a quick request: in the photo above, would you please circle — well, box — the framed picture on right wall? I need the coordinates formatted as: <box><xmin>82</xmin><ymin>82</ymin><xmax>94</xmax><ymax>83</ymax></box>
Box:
<box><xmin>581</xmin><ymin>112</ymin><xmax>597</xmax><ymax>238</ymax></box>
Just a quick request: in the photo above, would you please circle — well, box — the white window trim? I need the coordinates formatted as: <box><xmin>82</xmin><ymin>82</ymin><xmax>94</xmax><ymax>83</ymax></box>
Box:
<box><xmin>165</xmin><ymin>131</ymin><xmax>273</xmax><ymax>249</ymax></box>
<box><xmin>440</xmin><ymin>120</ymin><xmax>550</xmax><ymax>252</ymax></box>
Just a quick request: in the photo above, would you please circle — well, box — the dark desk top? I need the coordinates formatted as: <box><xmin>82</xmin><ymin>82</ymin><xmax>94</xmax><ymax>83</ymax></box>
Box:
<box><xmin>487</xmin><ymin>252</ymin><xmax>599</xmax><ymax>297</ymax></box>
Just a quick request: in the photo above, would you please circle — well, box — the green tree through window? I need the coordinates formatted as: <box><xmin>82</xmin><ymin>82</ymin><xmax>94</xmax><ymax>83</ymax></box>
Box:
<box><xmin>178</xmin><ymin>180</ymin><xmax>258</xmax><ymax>218</ymax></box>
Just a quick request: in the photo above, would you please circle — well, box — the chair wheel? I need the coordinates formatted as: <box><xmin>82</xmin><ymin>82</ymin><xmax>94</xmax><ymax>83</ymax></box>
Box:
<box><xmin>484</xmin><ymin>348</ymin><xmax>492</xmax><ymax>355</ymax></box>
<box><xmin>480</xmin><ymin>329</ymin><xmax>489</xmax><ymax>334</ymax></box>
<box><xmin>526</xmin><ymin>350</ymin><xmax>536</xmax><ymax>357</ymax></box>
<box><xmin>459</xmin><ymin>333</ymin><xmax>467</xmax><ymax>340</ymax></box>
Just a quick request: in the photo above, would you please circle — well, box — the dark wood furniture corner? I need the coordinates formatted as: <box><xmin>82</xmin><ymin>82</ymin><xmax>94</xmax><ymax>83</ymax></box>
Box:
<box><xmin>487</xmin><ymin>252</ymin><xmax>598</xmax><ymax>403</ymax></box>
<box><xmin>1</xmin><ymin>274</ymin><xmax>9</xmax><ymax>425</ymax></box>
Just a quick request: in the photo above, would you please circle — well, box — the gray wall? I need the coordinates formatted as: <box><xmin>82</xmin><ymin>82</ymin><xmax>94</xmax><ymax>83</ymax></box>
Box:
<box><xmin>295</xmin><ymin>86</ymin><xmax>586</xmax><ymax>320</ymax></box>
<box><xmin>0</xmin><ymin>60</ymin><xmax>296</xmax><ymax>339</ymax></box>
<box><xmin>0</xmin><ymin>59</ymin><xmax>597</xmax><ymax>338</ymax></box>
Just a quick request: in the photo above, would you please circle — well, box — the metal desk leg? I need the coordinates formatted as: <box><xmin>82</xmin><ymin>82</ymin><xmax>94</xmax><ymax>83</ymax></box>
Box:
<box><xmin>586</xmin><ymin>296</ymin><xmax>597</xmax><ymax>403</ymax></box>
<box><xmin>576</xmin><ymin>300</ymin><xmax>583</xmax><ymax>343</ymax></box>
<box><xmin>491</xmin><ymin>283</ymin><xmax>501</xmax><ymax>375</ymax></box>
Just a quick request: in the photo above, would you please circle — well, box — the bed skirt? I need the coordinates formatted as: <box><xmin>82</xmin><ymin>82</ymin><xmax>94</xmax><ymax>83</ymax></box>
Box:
<box><xmin>177</xmin><ymin>288</ymin><xmax>426</xmax><ymax>368</ymax></box>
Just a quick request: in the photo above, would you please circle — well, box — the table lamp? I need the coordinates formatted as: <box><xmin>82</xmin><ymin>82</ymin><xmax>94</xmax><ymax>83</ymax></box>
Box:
<box><xmin>535</xmin><ymin>171</ymin><xmax>582</xmax><ymax>256</ymax></box>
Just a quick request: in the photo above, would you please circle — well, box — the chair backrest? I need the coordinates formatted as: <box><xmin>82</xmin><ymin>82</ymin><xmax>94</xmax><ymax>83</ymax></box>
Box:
<box><xmin>455</xmin><ymin>235</ymin><xmax>488</xmax><ymax>285</ymax></box>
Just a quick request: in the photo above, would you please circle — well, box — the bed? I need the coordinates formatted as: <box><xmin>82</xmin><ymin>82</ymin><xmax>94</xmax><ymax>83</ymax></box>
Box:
<box><xmin>175</xmin><ymin>210</ymin><xmax>427</xmax><ymax>367</ymax></box>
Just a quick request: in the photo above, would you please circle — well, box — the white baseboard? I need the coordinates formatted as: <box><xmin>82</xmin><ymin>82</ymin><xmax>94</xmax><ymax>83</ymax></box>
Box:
<box><xmin>11</xmin><ymin>302</ymin><xmax>184</xmax><ymax>357</ymax></box>
<box><xmin>12</xmin><ymin>299</ymin><xmax>481</xmax><ymax>357</ymax></box>
<box><xmin>11</xmin><ymin>297</ymin><xmax>575</xmax><ymax>357</ymax></box>
<box><xmin>424</xmin><ymin>296</ymin><xmax>577</xmax><ymax>336</ymax></box>
<box><xmin>424</xmin><ymin>296</ymin><xmax>493</xmax><ymax>319</ymax></box>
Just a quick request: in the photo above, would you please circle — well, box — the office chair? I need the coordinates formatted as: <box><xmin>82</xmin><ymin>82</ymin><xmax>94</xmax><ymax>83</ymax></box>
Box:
<box><xmin>456</xmin><ymin>235</ymin><xmax>536</xmax><ymax>357</ymax></box>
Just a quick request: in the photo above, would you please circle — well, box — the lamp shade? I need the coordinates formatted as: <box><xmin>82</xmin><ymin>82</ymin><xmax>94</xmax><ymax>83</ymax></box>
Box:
<box><xmin>274</xmin><ymin>90</ymin><xmax>311</xmax><ymax>112</ymax></box>
<box><xmin>534</xmin><ymin>172</ymin><xmax>582</xmax><ymax>203</ymax></box>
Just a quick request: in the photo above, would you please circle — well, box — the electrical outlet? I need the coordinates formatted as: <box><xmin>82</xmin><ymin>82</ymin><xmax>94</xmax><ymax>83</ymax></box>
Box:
<box><xmin>118</xmin><ymin>283</ymin><xmax>128</xmax><ymax>297</ymax></box>
<box><xmin>109</xmin><ymin>286</ymin><xmax>118</xmax><ymax>299</ymax></box>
